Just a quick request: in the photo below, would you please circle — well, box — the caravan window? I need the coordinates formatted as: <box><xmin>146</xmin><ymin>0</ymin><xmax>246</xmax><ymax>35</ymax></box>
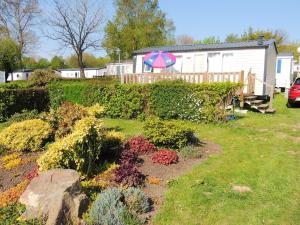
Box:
<box><xmin>207</xmin><ymin>53</ymin><xmax>221</xmax><ymax>72</ymax></box>
<box><xmin>277</xmin><ymin>59</ymin><xmax>282</xmax><ymax>73</ymax></box>
<box><xmin>167</xmin><ymin>55</ymin><xmax>182</xmax><ymax>73</ymax></box>
<box><xmin>222</xmin><ymin>53</ymin><xmax>234</xmax><ymax>72</ymax></box>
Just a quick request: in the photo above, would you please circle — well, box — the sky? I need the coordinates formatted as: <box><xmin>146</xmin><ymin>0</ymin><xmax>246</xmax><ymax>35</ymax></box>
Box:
<box><xmin>36</xmin><ymin>0</ymin><xmax>300</xmax><ymax>59</ymax></box>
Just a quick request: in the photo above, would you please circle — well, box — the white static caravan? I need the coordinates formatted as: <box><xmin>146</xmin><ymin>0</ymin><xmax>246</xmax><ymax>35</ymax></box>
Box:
<box><xmin>133</xmin><ymin>39</ymin><xmax>277</xmax><ymax>96</ymax></box>
<box><xmin>0</xmin><ymin>71</ymin><xmax>5</xmax><ymax>83</ymax></box>
<box><xmin>276</xmin><ymin>53</ymin><xmax>294</xmax><ymax>91</ymax></box>
<box><xmin>7</xmin><ymin>69</ymin><xmax>33</xmax><ymax>81</ymax></box>
<box><xmin>59</xmin><ymin>68</ymin><xmax>106</xmax><ymax>79</ymax></box>
<box><xmin>106</xmin><ymin>61</ymin><xmax>133</xmax><ymax>75</ymax></box>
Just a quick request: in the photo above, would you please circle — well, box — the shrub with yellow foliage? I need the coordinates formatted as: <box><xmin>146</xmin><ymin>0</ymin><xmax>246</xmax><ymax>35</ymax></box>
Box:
<box><xmin>0</xmin><ymin>119</ymin><xmax>52</xmax><ymax>152</ymax></box>
<box><xmin>37</xmin><ymin>116</ymin><xmax>104</xmax><ymax>176</ymax></box>
<box><xmin>102</xmin><ymin>131</ymin><xmax>125</xmax><ymax>159</ymax></box>
<box><xmin>81</xmin><ymin>163</ymin><xmax>119</xmax><ymax>189</ymax></box>
<box><xmin>86</xmin><ymin>104</ymin><xmax>105</xmax><ymax>118</ymax></box>
<box><xmin>1</xmin><ymin>153</ymin><xmax>22</xmax><ymax>170</ymax></box>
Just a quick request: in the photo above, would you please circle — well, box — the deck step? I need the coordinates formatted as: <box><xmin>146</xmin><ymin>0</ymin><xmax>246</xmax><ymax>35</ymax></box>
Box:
<box><xmin>257</xmin><ymin>103</ymin><xmax>269</xmax><ymax>109</ymax></box>
<box><xmin>244</xmin><ymin>96</ymin><xmax>257</xmax><ymax>101</ymax></box>
<box><xmin>251</xmin><ymin>100</ymin><xmax>264</xmax><ymax>105</ymax></box>
<box><xmin>265</xmin><ymin>108</ymin><xmax>276</xmax><ymax>114</ymax></box>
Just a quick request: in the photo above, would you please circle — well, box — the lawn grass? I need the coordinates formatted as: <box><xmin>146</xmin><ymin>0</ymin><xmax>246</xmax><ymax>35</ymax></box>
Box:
<box><xmin>103</xmin><ymin>94</ymin><xmax>300</xmax><ymax>225</ymax></box>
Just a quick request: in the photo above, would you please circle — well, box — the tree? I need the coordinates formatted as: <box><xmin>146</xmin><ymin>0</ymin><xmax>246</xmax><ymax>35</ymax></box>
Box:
<box><xmin>66</xmin><ymin>53</ymin><xmax>110</xmax><ymax>68</ymax></box>
<box><xmin>225</xmin><ymin>33</ymin><xmax>240</xmax><ymax>43</ymax></box>
<box><xmin>195</xmin><ymin>36</ymin><xmax>221</xmax><ymax>44</ymax></box>
<box><xmin>0</xmin><ymin>38</ymin><xmax>21</xmax><ymax>81</ymax></box>
<box><xmin>36</xmin><ymin>58</ymin><xmax>50</xmax><ymax>69</ymax></box>
<box><xmin>50</xmin><ymin>56</ymin><xmax>66</xmax><ymax>69</ymax></box>
<box><xmin>225</xmin><ymin>27</ymin><xmax>288</xmax><ymax>46</ymax></box>
<box><xmin>240</xmin><ymin>27</ymin><xmax>287</xmax><ymax>46</ymax></box>
<box><xmin>22</xmin><ymin>56</ymin><xmax>37</xmax><ymax>69</ymax></box>
<box><xmin>176</xmin><ymin>35</ymin><xmax>195</xmax><ymax>45</ymax></box>
<box><xmin>0</xmin><ymin>0</ymin><xmax>40</xmax><ymax>66</ymax></box>
<box><xmin>277</xmin><ymin>42</ymin><xmax>300</xmax><ymax>62</ymax></box>
<box><xmin>46</xmin><ymin>0</ymin><xmax>105</xmax><ymax>78</ymax></box>
<box><xmin>103</xmin><ymin>0</ymin><xmax>175</xmax><ymax>60</ymax></box>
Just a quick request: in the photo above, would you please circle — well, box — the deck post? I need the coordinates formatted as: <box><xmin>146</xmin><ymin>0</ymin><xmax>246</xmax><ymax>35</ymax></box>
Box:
<box><xmin>239</xmin><ymin>70</ymin><xmax>245</xmax><ymax>108</ymax></box>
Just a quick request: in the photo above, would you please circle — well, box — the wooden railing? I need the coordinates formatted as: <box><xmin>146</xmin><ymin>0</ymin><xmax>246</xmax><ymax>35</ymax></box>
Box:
<box><xmin>121</xmin><ymin>71</ymin><xmax>244</xmax><ymax>84</ymax></box>
<box><xmin>247</xmin><ymin>71</ymin><xmax>274</xmax><ymax>110</ymax></box>
<box><xmin>247</xmin><ymin>71</ymin><xmax>256</xmax><ymax>94</ymax></box>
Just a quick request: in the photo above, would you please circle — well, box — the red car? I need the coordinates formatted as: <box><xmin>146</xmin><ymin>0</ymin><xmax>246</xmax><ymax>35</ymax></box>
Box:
<box><xmin>288</xmin><ymin>77</ymin><xmax>300</xmax><ymax>107</ymax></box>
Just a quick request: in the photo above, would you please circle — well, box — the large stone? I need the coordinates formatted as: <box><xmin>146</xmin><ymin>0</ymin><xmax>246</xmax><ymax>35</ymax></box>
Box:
<box><xmin>19</xmin><ymin>169</ymin><xmax>89</xmax><ymax>225</ymax></box>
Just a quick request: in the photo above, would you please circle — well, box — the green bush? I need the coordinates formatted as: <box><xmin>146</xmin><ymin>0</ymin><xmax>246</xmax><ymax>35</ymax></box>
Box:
<box><xmin>48</xmin><ymin>80</ymin><xmax>239</xmax><ymax>122</ymax></box>
<box><xmin>29</xmin><ymin>69</ymin><xmax>61</xmax><ymax>87</ymax></box>
<box><xmin>0</xmin><ymin>119</ymin><xmax>52</xmax><ymax>152</ymax></box>
<box><xmin>1</xmin><ymin>79</ymin><xmax>239</xmax><ymax>123</ymax></box>
<box><xmin>0</xmin><ymin>87</ymin><xmax>49</xmax><ymax>122</ymax></box>
<box><xmin>143</xmin><ymin>117</ymin><xmax>195</xmax><ymax>149</ymax></box>
<box><xmin>0</xmin><ymin>81</ymin><xmax>30</xmax><ymax>89</ymax></box>
<box><xmin>148</xmin><ymin>81</ymin><xmax>238</xmax><ymax>122</ymax></box>
<box><xmin>8</xmin><ymin>109</ymin><xmax>39</xmax><ymax>124</ymax></box>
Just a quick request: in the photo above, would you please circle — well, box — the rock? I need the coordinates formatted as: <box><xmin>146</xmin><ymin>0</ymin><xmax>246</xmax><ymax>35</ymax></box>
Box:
<box><xmin>19</xmin><ymin>169</ymin><xmax>89</xmax><ymax>225</ymax></box>
<box><xmin>232</xmin><ymin>185</ymin><xmax>252</xmax><ymax>193</ymax></box>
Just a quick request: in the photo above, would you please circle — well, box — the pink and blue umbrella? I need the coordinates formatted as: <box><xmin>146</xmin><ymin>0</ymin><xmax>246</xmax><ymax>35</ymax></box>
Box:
<box><xmin>144</xmin><ymin>51</ymin><xmax>176</xmax><ymax>68</ymax></box>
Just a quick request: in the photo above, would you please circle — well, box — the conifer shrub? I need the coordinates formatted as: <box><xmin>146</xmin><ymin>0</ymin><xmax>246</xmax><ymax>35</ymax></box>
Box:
<box><xmin>123</xmin><ymin>187</ymin><xmax>151</xmax><ymax>214</ymax></box>
<box><xmin>88</xmin><ymin>188</ymin><xmax>150</xmax><ymax>225</ymax></box>
<box><xmin>89</xmin><ymin>188</ymin><xmax>128</xmax><ymax>225</ymax></box>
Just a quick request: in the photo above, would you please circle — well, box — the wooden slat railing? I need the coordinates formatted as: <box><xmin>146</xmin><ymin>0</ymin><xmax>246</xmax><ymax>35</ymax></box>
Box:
<box><xmin>121</xmin><ymin>71</ymin><xmax>243</xmax><ymax>85</ymax></box>
<box><xmin>247</xmin><ymin>70</ymin><xmax>274</xmax><ymax>110</ymax></box>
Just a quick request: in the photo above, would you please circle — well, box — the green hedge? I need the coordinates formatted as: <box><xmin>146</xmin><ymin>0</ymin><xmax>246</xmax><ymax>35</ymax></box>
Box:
<box><xmin>0</xmin><ymin>88</ymin><xmax>49</xmax><ymax>121</ymax></box>
<box><xmin>48</xmin><ymin>80</ymin><xmax>240</xmax><ymax>122</ymax></box>
<box><xmin>0</xmin><ymin>79</ymin><xmax>240</xmax><ymax>122</ymax></box>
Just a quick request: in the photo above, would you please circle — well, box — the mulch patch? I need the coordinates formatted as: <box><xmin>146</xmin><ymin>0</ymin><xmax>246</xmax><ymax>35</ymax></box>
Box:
<box><xmin>138</xmin><ymin>141</ymin><xmax>221</xmax><ymax>219</ymax></box>
<box><xmin>0</xmin><ymin>152</ymin><xmax>41</xmax><ymax>192</ymax></box>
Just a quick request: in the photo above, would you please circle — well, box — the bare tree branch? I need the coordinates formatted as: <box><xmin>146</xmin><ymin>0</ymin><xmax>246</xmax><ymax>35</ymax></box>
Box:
<box><xmin>0</xmin><ymin>0</ymin><xmax>40</xmax><ymax>58</ymax></box>
<box><xmin>45</xmin><ymin>0</ymin><xmax>106</xmax><ymax>78</ymax></box>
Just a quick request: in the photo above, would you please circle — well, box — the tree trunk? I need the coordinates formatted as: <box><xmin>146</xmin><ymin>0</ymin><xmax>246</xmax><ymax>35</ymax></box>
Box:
<box><xmin>4</xmin><ymin>71</ymin><xmax>9</xmax><ymax>83</ymax></box>
<box><xmin>77</xmin><ymin>52</ymin><xmax>85</xmax><ymax>78</ymax></box>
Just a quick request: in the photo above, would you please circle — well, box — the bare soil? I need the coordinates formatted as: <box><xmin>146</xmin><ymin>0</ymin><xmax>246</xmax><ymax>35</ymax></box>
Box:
<box><xmin>0</xmin><ymin>152</ymin><xmax>40</xmax><ymax>192</ymax></box>
<box><xmin>138</xmin><ymin>141</ymin><xmax>221</xmax><ymax>219</ymax></box>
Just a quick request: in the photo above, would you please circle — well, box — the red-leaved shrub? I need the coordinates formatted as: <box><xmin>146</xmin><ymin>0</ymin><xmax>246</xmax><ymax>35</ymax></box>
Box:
<box><xmin>151</xmin><ymin>149</ymin><xmax>178</xmax><ymax>165</ymax></box>
<box><xmin>125</xmin><ymin>136</ymin><xmax>157</xmax><ymax>155</ymax></box>
<box><xmin>119</xmin><ymin>149</ymin><xmax>138</xmax><ymax>165</ymax></box>
<box><xmin>112</xmin><ymin>163</ymin><xmax>145</xmax><ymax>187</ymax></box>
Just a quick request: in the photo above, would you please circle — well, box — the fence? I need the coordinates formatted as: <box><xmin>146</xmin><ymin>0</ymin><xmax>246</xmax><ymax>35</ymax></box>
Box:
<box><xmin>121</xmin><ymin>71</ymin><xmax>256</xmax><ymax>95</ymax></box>
<box><xmin>121</xmin><ymin>71</ymin><xmax>243</xmax><ymax>84</ymax></box>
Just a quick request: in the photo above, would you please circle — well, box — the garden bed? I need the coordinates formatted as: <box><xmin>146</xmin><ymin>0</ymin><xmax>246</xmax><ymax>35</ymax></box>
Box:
<box><xmin>139</xmin><ymin>141</ymin><xmax>221</xmax><ymax>218</ymax></box>
<box><xmin>0</xmin><ymin>152</ymin><xmax>40</xmax><ymax>192</ymax></box>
